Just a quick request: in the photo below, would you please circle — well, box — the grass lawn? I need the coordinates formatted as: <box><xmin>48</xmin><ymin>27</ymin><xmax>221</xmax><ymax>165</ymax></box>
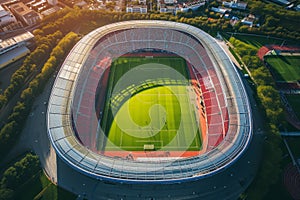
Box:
<box><xmin>106</xmin><ymin>86</ymin><xmax>201</xmax><ymax>151</ymax></box>
<box><xmin>264</xmin><ymin>142</ymin><xmax>295</xmax><ymax>200</ymax></box>
<box><xmin>222</xmin><ymin>33</ymin><xmax>287</xmax><ymax>49</ymax></box>
<box><xmin>285</xmin><ymin>94</ymin><xmax>300</xmax><ymax>120</ymax></box>
<box><xmin>99</xmin><ymin>56</ymin><xmax>201</xmax><ymax>151</ymax></box>
<box><xmin>286</xmin><ymin>137</ymin><xmax>300</xmax><ymax>158</ymax></box>
<box><xmin>230</xmin><ymin>35</ymin><xmax>286</xmax><ymax>49</ymax></box>
<box><xmin>265</xmin><ymin>55</ymin><xmax>300</xmax><ymax>82</ymax></box>
<box><xmin>15</xmin><ymin>171</ymin><xmax>76</xmax><ymax>200</ymax></box>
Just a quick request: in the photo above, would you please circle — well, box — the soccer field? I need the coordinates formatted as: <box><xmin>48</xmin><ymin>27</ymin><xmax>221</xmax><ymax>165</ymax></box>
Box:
<box><xmin>99</xmin><ymin>56</ymin><xmax>202</xmax><ymax>152</ymax></box>
<box><xmin>265</xmin><ymin>55</ymin><xmax>300</xmax><ymax>82</ymax></box>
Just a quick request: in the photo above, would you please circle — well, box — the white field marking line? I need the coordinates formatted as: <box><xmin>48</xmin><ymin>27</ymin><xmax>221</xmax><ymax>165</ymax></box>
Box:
<box><xmin>105</xmin><ymin>146</ymin><xmax>198</xmax><ymax>150</ymax></box>
<box><xmin>139</xmin><ymin>68</ymin><xmax>171</xmax><ymax>70</ymax></box>
<box><xmin>120</xmin><ymin>131</ymin><xmax>123</xmax><ymax>146</ymax></box>
<box><xmin>105</xmin><ymin>146</ymin><xmax>156</xmax><ymax>149</ymax></box>
<box><xmin>135</xmin><ymin>94</ymin><xmax>187</xmax><ymax>96</ymax></box>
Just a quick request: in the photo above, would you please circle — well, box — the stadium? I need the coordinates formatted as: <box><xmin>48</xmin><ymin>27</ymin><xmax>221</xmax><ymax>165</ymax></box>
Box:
<box><xmin>47</xmin><ymin>20</ymin><xmax>253</xmax><ymax>198</ymax></box>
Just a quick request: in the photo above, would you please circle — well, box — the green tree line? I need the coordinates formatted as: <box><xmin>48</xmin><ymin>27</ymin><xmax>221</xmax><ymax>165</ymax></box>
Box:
<box><xmin>0</xmin><ymin>32</ymin><xmax>80</xmax><ymax>160</ymax></box>
<box><xmin>0</xmin><ymin>31</ymin><xmax>63</xmax><ymax>109</ymax></box>
<box><xmin>228</xmin><ymin>37</ymin><xmax>284</xmax><ymax>200</ymax></box>
<box><xmin>0</xmin><ymin>153</ymin><xmax>40</xmax><ymax>200</ymax></box>
<box><xmin>32</xmin><ymin>7</ymin><xmax>300</xmax><ymax>43</ymax></box>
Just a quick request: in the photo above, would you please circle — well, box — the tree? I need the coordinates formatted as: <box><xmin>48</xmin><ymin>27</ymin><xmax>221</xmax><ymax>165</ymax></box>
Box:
<box><xmin>20</xmin><ymin>88</ymin><xmax>34</xmax><ymax>103</ymax></box>
<box><xmin>251</xmin><ymin>67</ymin><xmax>273</xmax><ymax>86</ymax></box>
<box><xmin>0</xmin><ymin>121</ymin><xmax>18</xmax><ymax>151</ymax></box>
<box><xmin>0</xmin><ymin>188</ymin><xmax>14</xmax><ymax>200</ymax></box>
<box><xmin>0</xmin><ymin>94</ymin><xmax>7</xmax><ymax>108</ymax></box>
<box><xmin>249</xmin><ymin>1</ymin><xmax>265</xmax><ymax>15</ymax></box>
<box><xmin>257</xmin><ymin>85</ymin><xmax>284</xmax><ymax>124</ymax></box>
<box><xmin>1</xmin><ymin>167</ymin><xmax>18</xmax><ymax>189</ymax></box>
<box><xmin>0</xmin><ymin>154</ymin><xmax>40</xmax><ymax>189</ymax></box>
<box><xmin>246</xmin><ymin>128</ymin><xmax>282</xmax><ymax>200</ymax></box>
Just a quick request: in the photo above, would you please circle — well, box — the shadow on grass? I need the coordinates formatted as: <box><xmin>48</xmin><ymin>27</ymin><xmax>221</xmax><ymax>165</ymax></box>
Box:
<box><xmin>15</xmin><ymin>171</ymin><xmax>76</xmax><ymax>200</ymax></box>
<box><xmin>278</xmin><ymin>55</ymin><xmax>291</xmax><ymax>65</ymax></box>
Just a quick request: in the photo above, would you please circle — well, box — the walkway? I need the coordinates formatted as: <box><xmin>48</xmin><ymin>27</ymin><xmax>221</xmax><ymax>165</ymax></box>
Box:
<box><xmin>281</xmin><ymin>132</ymin><xmax>300</xmax><ymax>136</ymax></box>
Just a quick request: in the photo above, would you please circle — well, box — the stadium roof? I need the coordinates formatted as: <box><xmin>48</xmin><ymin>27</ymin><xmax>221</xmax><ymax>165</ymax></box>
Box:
<box><xmin>47</xmin><ymin>20</ymin><xmax>253</xmax><ymax>183</ymax></box>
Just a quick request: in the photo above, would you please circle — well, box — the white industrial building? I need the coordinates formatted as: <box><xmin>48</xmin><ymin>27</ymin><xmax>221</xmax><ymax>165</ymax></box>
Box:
<box><xmin>0</xmin><ymin>32</ymin><xmax>34</xmax><ymax>69</ymax></box>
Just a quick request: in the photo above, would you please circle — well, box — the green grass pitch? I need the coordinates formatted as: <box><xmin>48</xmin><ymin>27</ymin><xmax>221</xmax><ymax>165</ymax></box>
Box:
<box><xmin>264</xmin><ymin>55</ymin><xmax>300</xmax><ymax>82</ymax></box>
<box><xmin>99</xmin><ymin>57</ymin><xmax>202</xmax><ymax>152</ymax></box>
<box><xmin>285</xmin><ymin>94</ymin><xmax>300</xmax><ymax>120</ymax></box>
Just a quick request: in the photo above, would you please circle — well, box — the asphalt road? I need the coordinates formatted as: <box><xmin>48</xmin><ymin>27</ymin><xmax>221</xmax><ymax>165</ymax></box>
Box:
<box><xmin>2</xmin><ymin>71</ymin><xmax>58</xmax><ymax>182</ymax></box>
<box><xmin>0</xmin><ymin>58</ymin><xmax>24</xmax><ymax>92</ymax></box>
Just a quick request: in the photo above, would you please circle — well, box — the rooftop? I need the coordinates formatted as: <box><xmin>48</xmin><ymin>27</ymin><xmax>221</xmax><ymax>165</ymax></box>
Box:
<box><xmin>0</xmin><ymin>31</ymin><xmax>34</xmax><ymax>49</ymax></box>
<box><xmin>10</xmin><ymin>2</ymin><xmax>39</xmax><ymax>17</ymax></box>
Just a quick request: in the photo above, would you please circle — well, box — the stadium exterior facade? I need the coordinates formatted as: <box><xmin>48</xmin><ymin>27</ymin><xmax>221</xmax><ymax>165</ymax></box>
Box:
<box><xmin>47</xmin><ymin>20</ymin><xmax>253</xmax><ymax>198</ymax></box>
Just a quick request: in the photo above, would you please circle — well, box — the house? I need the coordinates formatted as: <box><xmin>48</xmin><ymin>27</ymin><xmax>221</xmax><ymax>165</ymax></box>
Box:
<box><xmin>229</xmin><ymin>16</ymin><xmax>239</xmax><ymax>26</ymax></box>
<box><xmin>241</xmin><ymin>14</ymin><xmax>256</xmax><ymax>27</ymax></box>
<box><xmin>180</xmin><ymin>1</ymin><xmax>205</xmax><ymax>12</ymax></box>
<box><xmin>222</xmin><ymin>0</ymin><xmax>247</xmax><ymax>10</ymax></box>
<box><xmin>164</xmin><ymin>0</ymin><xmax>175</xmax><ymax>4</ymax></box>
<box><xmin>126</xmin><ymin>5</ymin><xmax>147</xmax><ymax>13</ymax></box>
<box><xmin>160</xmin><ymin>4</ymin><xmax>179</xmax><ymax>14</ymax></box>
<box><xmin>9</xmin><ymin>2</ymin><xmax>41</xmax><ymax>26</ymax></box>
<box><xmin>211</xmin><ymin>6</ymin><xmax>231</xmax><ymax>14</ymax></box>
<box><xmin>269</xmin><ymin>0</ymin><xmax>291</xmax><ymax>6</ymax></box>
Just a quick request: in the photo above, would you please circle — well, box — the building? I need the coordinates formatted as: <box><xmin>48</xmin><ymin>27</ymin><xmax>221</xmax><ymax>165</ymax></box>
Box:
<box><xmin>211</xmin><ymin>6</ymin><xmax>231</xmax><ymax>14</ymax></box>
<box><xmin>1</xmin><ymin>21</ymin><xmax>23</xmax><ymax>32</ymax></box>
<box><xmin>41</xmin><ymin>6</ymin><xmax>61</xmax><ymax>16</ymax></box>
<box><xmin>241</xmin><ymin>14</ymin><xmax>256</xmax><ymax>27</ymax></box>
<box><xmin>222</xmin><ymin>0</ymin><xmax>247</xmax><ymax>10</ymax></box>
<box><xmin>164</xmin><ymin>0</ymin><xmax>175</xmax><ymax>4</ymax></box>
<box><xmin>9</xmin><ymin>2</ymin><xmax>41</xmax><ymax>26</ymax></box>
<box><xmin>27</xmin><ymin>0</ymin><xmax>49</xmax><ymax>12</ymax></box>
<box><xmin>160</xmin><ymin>4</ymin><xmax>179</xmax><ymax>14</ymax></box>
<box><xmin>47</xmin><ymin>0</ymin><xmax>58</xmax><ymax>6</ymax></box>
<box><xmin>126</xmin><ymin>5</ymin><xmax>147</xmax><ymax>13</ymax></box>
<box><xmin>0</xmin><ymin>32</ymin><xmax>34</xmax><ymax>69</ymax></box>
<box><xmin>269</xmin><ymin>0</ymin><xmax>291</xmax><ymax>6</ymax></box>
<box><xmin>74</xmin><ymin>1</ymin><xmax>88</xmax><ymax>9</ymax></box>
<box><xmin>180</xmin><ymin>1</ymin><xmax>206</xmax><ymax>12</ymax></box>
<box><xmin>0</xmin><ymin>5</ymin><xmax>17</xmax><ymax>27</ymax></box>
